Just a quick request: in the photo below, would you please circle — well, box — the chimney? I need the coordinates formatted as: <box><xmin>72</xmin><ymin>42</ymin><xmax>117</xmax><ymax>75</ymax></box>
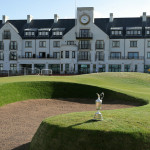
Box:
<box><xmin>142</xmin><ymin>12</ymin><xmax>147</xmax><ymax>22</ymax></box>
<box><xmin>2</xmin><ymin>15</ymin><xmax>9</xmax><ymax>24</ymax></box>
<box><xmin>109</xmin><ymin>13</ymin><xmax>113</xmax><ymax>22</ymax></box>
<box><xmin>27</xmin><ymin>15</ymin><xmax>33</xmax><ymax>23</ymax></box>
<box><xmin>54</xmin><ymin>14</ymin><xmax>59</xmax><ymax>23</ymax></box>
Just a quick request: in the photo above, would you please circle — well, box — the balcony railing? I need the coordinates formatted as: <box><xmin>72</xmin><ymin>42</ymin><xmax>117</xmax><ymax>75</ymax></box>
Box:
<box><xmin>77</xmin><ymin>54</ymin><xmax>91</xmax><ymax>61</ymax></box>
<box><xmin>78</xmin><ymin>44</ymin><xmax>91</xmax><ymax>50</ymax></box>
<box><xmin>9</xmin><ymin>45</ymin><xmax>18</xmax><ymax>50</ymax></box>
<box><xmin>95</xmin><ymin>44</ymin><xmax>105</xmax><ymax>50</ymax></box>
<box><xmin>18</xmin><ymin>55</ymin><xmax>60</xmax><ymax>60</ymax></box>
<box><xmin>108</xmin><ymin>56</ymin><xmax>144</xmax><ymax>60</ymax></box>
<box><xmin>95</xmin><ymin>54</ymin><xmax>105</xmax><ymax>61</ymax></box>
<box><xmin>76</xmin><ymin>32</ymin><xmax>93</xmax><ymax>39</ymax></box>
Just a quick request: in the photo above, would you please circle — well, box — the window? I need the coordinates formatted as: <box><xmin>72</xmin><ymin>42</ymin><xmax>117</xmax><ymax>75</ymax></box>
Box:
<box><xmin>39</xmin><ymin>52</ymin><xmax>46</xmax><ymax>58</ymax></box>
<box><xmin>96</xmin><ymin>51</ymin><xmax>104</xmax><ymax>61</ymax></box>
<box><xmin>147</xmin><ymin>52</ymin><xmax>150</xmax><ymax>59</ymax></box>
<box><xmin>146</xmin><ymin>30</ymin><xmax>150</xmax><ymax>35</ymax></box>
<box><xmin>67</xmin><ymin>41</ymin><xmax>75</xmax><ymax>45</ymax></box>
<box><xmin>3</xmin><ymin>30</ymin><xmax>11</xmax><ymax>39</ymax></box>
<box><xmin>0</xmin><ymin>52</ymin><xmax>4</xmax><ymax>60</ymax></box>
<box><xmin>130</xmin><ymin>41</ymin><xmax>137</xmax><ymax>47</ymax></box>
<box><xmin>65</xmin><ymin>64</ymin><xmax>69</xmax><ymax>73</ymax></box>
<box><xmin>109</xmin><ymin>64</ymin><xmax>121</xmax><ymax>72</ymax></box>
<box><xmin>65</xmin><ymin>51</ymin><xmax>69</xmax><ymax>58</ymax></box>
<box><xmin>39</xmin><ymin>41</ymin><xmax>46</xmax><ymax>47</ymax></box>
<box><xmin>53</xmin><ymin>52</ymin><xmax>60</xmax><ymax>58</ymax></box>
<box><xmin>61</xmin><ymin>51</ymin><xmax>63</xmax><ymax>58</ymax></box>
<box><xmin>111</xmin><ymin>30</ymin><xmax>122</xmax><ymax>35</ymax></box>
<box><xmin>112</xmin><ymin>41</ymin><xmax>120</xmax><ymax>47</ymax></box>
<box><xmin>144</xmin><ymin>65</ymin><xmax>150</xmax><ymax>73</ymax></box>
<box><xmin>25</xmin><ymin>52</ymin><xmax>32</xmax><ymax>58</ymax></box>
<box><xmin>78</xmin><ymin>51</ymin><xmax>89</xmax><ymax>60</ymax></box>
<box><xmin>110</xmin><ymin>52</ymin><xmax>121</xmax><ymax>59</ymax></box>
<box><xmin>93</xmin><ymin>64</ymin><xmax>96</xmax><ymax>73</ymax></box>
<box><xmin>148</xmin><ymin>41</ymin><xmax>150</xmax><ymax>47</ymax></box>
<box><xmin>98</xmin><ymin>65</ymin><xmax>105</xmax><ymax>72</ymax></box>
<box><xmin>61</xmin><ymin>64</ymin><xmax>63</xmax><ymax>72</ymax></box>
<box><xmin>79</xmin><ymin>40</ymin><xmax>90</xmax><ymax>49</ymax></box>
<box><xmin>124</xmin><ymin>65</ymin><xmax>130</xmax><ymax>72</ymax></box>
<box><xmin>126</xmin><ymin>30</ymin><xmax>141</xmax><ymax>35</ymax></box>
<box><xmin>24</xmin><ymin>31</ymin><xmax>35</xmax><ymax>36</ymax></box>
<box><xmin>38</xmin><ymin>31</ymin><xmax>49</xmax><ymax>36</ymax></box>
<box><xmin>79</xmin><ymin>29</ymin><xmax>90</xmax><ymax>37</ymax></box>
<box><xmin>0</xmin><ymin>64</ymin><xmax>3</xmax><ymax>70</ymax></box>
<box><xmin>25</xmin><ymin>41</ymin><xmax>32</xmax><ymax>48</ymax></box>
<box><xmin>72</xmin><ymin>51</ymin><xmax>75</xmax><ymax>58</ymax></box>
<box><xmin>10</xmin><ymin>52</ymin><xmax>17</xmax><ymax>60</ymax></box>
<box><xmin>135</xmin><ymin>65</ymin><xmax>138</xmax><ymax>72</ymax></box>
<box><xmin>53</xmin><ymin>31</ymin><xmax>63</xmax><ymax>36</ymax></box>
<box><xmin>96</xmin><ymin>40</ymin><xmax>104</xmax><ymax>49</ymax></box>
<box><xmin>10</xmin><ymin>64</ymin><xmax>17</xmax><ymax>70</ymax></box>
<box><xmin>10</xmin><ymin>41</ymin><xmax>17</xmax><ymax>50</ymax></box>
<box><xmin>0</xmin><ymin>41</ymin><xmax>4</xmax><ymax>50</ymax></box>
<box><xmin>49</xmin><ymin>64</ymin><xmax>60</xmax><ymax>74</ymax></box>
<box><xmin>53</xmin><ymin>41</ymin><xmax>60</xmax><ymax>47</ymax></box>
<box><xmin>128</xmin><ymin>52</ymin><xmax>139</xmax><ymax>59</ymax></box>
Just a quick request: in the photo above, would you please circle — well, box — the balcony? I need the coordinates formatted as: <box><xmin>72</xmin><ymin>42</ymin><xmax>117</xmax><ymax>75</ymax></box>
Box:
<box><xmin>108</xmin><ymin>56</ymin><xmax>144</xmax><ymax>60</ymax></box>
<box><xmin>76</xmin><ymin>32</ymin><xmax>93</xmax><ymax>39</ymax></box>
<box><xmin>77</xmin><ymin>54</ymin><xmax>91</xmax><ymax>61</ymax></box>
<box><xmin>78</xmin><ymin>44</ymin><xmax>91</xmax><ymax>50</ymax></box>
<box><xmin>18</xmin><ymin>55</ymin><xmax>60</xmax><ymax>60</ymax></box>
<box><xmin>95</xmin><ymin>44</ymin><xmax>105</xmax><ymax>50</ymax></box>
<box><xmin>95</xmin><ymin>54</ymin><xmax>105</xmax><ymax>61</ymax></box>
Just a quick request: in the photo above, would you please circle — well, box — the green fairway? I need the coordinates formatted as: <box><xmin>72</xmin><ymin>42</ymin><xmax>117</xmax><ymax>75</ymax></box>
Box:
<box><xmin>0</xmin><ymin>72</ymin><xmax>150</xmax><ymax>150</ymax></box>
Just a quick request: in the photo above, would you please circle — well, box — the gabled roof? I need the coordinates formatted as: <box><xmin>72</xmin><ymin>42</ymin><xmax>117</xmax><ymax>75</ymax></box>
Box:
<box><xmin>0</xmin><ymin>19</ymin><xmax>75</xmax><ymax>39</ymax></box>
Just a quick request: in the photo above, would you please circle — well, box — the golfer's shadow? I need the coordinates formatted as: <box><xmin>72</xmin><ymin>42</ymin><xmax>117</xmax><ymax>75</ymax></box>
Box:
<box><xmin>68</xmin><ymin>119</ymin><xmax>100</xmax><ymax>128</ymax></box>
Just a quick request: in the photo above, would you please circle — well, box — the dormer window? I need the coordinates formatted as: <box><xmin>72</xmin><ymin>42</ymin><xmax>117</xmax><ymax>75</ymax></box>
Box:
<box><xmin>3</xmin><ymin>30</ymin><xmax>11</xmax><ymax>39</ymax></box>
<box><xmin>111</xmin><ymin>27</ymin><xmax>123</xmax><ymax>36</ymax></box>
<box><xmin>53</xmin><ymin>31</ymin><xmax>63</xmax><ymax>36</ymax></box>
<box><xmin>38</xmin><ymin>29</ymin><xmax>50</xmax><ymax>37</ymax></box>
<box><xmin>24</xmin><ymin>28</ymin><xmax>37</xmax><ymax>37</ymax></box>
<box><xmin>126</xmin><ymin>27</ymin><xmax>142</xmax><ymax>36</ymax></box>
<box><xmin>38</xmin><ymin>31</ymin><xmax>49</xmax><ymax>36</ymax></box>
<box><xmin>145</xmin><ymin>27</ymin><xmax>150</xmax><ymax>35</ymax></box>
<box><xmin>24</xmin><ymin>31</ymin><xmax>35</xmax><ymax>36</ymax></box>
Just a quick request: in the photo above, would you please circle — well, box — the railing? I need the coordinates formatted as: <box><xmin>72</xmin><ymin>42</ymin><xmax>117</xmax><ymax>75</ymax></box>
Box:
<box><xmin>18</xmin><ymin>55</ymin><xmax>60</xmax><ymax>60</ymax></box>
<box><xmin>95</xmin><ymin>44</ymin><xmax>105</xmax><ymax>49</ymax></box>
<box><xmin>95</xmin><ymin>54</ymin><xmax>105</xmax><ymax>61</ymax></box>
<box><xmin>108</xmin><ymin>56</ymin><xmax>144</xmax><ymax>60</ymax></box>
<box><xmin>78</xmin><ymin>44</ymin><xmax>91</xmax><ymax>50</ymax></box>
<box><xmin>76</xmin><ymin>32</ymin><xmax>93</xmax><ymax>39</ymax></box>
<box><xmin>9</xmin><ymin>45</ymin><xmax>18</xmax><ymax>50</ymax></box>
<box><xmin>77</xmin><ymin>54</ymin><xmax>91</xmax><ymax>61</ymax></box>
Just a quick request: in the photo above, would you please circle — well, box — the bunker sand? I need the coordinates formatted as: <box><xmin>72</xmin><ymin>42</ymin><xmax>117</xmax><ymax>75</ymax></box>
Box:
<box><xmin>0</xmin><ymin>98</ymin><xmax>138</xmax><ymax>150</ymax></box>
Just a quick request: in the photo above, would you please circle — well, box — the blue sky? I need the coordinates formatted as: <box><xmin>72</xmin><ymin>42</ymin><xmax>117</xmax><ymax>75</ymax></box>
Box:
<box><xmin>1</xmin><ymin>0</ymin><xmax>150</xmax><ymax>19</ymax></box>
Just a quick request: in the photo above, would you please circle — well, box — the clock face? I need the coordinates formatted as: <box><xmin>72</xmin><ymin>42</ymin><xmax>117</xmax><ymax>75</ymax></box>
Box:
<box><xmin>80</xmin><ymin>15</ymin><xmax>90</xmax><ymax>25</ymax></box>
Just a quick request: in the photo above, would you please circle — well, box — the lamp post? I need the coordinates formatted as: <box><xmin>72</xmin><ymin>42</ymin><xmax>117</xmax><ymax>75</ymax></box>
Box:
<box><xmin>94</xmin><ymin>92</ymin><xmax>104</xmax><ymax>120</ymax></box>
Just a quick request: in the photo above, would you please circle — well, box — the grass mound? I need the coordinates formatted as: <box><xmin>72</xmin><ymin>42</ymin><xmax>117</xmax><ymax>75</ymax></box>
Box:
<box><xmin>0</xmin><ymin>81</ymin><xmax>144</xmax><ymax>107</ymax></box>
<box><xmin>0</xmin><ymin>73</ymin><xmax>150</xmax><ymax>149</ymax></box>
<box><xmin>30</xmin><ymin>111</ymin><xmax>150</xmax><ymax>150</ymax></box>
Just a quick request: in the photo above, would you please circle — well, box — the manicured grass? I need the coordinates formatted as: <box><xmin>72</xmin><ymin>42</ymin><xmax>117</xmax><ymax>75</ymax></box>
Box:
<box><xmin>0</xmin><ymin>72</ymin><xmax>150</xmax><ymax>150</ymax></box>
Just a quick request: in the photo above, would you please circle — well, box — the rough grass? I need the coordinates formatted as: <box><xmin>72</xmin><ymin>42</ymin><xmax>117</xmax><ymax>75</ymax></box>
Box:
<box><xmin>0</xmin><ymin>72</ymin><xmax>150</xmax><ymax>150</ymax></box>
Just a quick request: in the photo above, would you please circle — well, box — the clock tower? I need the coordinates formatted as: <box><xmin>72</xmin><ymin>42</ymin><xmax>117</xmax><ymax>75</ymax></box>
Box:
<box><xmin>76</xmin><ymin>7</ymin><xmax>94</xmax><ymax>30</ymax></box>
